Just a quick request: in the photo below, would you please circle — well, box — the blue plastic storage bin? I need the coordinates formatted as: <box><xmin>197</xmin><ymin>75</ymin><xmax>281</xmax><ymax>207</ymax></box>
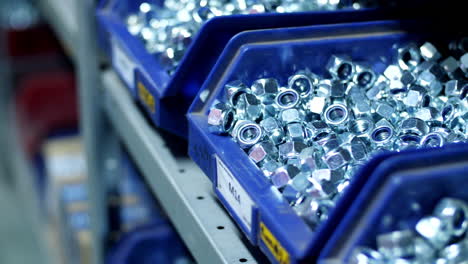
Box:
<box><xmin>319</xmin><ymin>143</ymin><xmax>468</xmax><ymax>263</ymax></box>
<box><xmin>97</xmin><ymin>0</ymin><xmax>398</xmax><ymax>138</ymax></box>
<box><xmin>106</xmin><ymin>220</ymin><xmax>193</xmax><ymax>264</ymax></box>
<box><xmin>187</xmin><ymin>19</ymin><xmax>465</xmax><ymax>263</ymax></box>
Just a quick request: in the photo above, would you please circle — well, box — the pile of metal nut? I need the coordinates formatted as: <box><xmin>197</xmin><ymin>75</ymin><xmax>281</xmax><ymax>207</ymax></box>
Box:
<box><xmin>125</xmin><ymin>0</ymin><xmax>346</xmax><ymax>74</ymax></box>
<box><xmin>207</xmin><ymin>39</ymin><xmax>468</xmax><ymax>229</ymax></box>
<box><xmin>351</xmin><ymin>198</ymin><xmax>468</xmax><ymax>263</ymax></box>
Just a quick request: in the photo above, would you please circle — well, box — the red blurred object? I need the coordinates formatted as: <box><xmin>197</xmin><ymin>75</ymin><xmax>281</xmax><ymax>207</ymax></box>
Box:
<box><xmin>7</xmin><ymin>25</ymin><xmax>63</xmax><ymax>57</ymax></box>
<box><xmin>15</xmin><ymin>71</ymin><xmax>79</xmax><ymax>155</ymax></box>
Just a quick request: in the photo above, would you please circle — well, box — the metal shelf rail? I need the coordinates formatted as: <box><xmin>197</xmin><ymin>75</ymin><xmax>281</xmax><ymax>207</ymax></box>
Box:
<box><xmin>103</xmin><ymin>69</ymin><xmax>262</xmax><ymax>264</ymax></box>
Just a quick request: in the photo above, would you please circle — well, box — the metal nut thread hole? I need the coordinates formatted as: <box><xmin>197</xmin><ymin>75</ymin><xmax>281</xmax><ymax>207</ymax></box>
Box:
<box><xmin>402</xmin><ymin>135</ymin><xmax>421</xmax><ymax>144</ymax></box>
<box><xmin>357</xmin><ymin>72</ymin><xmax>373</xmax><ymax>87</ymax></box>
<box><xmin>327</xmin><ymin>106</ymin><xmax>347</xmax><ymax>123</ymax></box>
<box><xmin>224</xmin><ymin>111</ymin><xmax>235</xmax><ymax>131</ymax></box>
<box><xmin>241</xmin><ymin>126</ymin><xmax>259</xmax><ymax>141</ymax></box>
<box><xmin>292</xmin><ymin>77</ymin><xmax>311</xmax><ymax>94</ymax></box>
<box><xmin>422</xmin><ymin>95</ymin><xmax>431</xmax><ymax>107</ymax></box>
<box><xmin>239</xmin><ymin>258</ymin><xmax>247</xmax><ymax>263</ymax></box>
<box><xmin>372</xmin><ymin>127</ymin><xmax>392</xmax><ymax>142</ymax></box>
<box><xmin>217</xmin><ymin>226</ymin><xmax>224</xmax><ymax>230</ymax></box>
<box><xmin>442</xmin><ymin>105</ymin><xmax>453</xmax><ymax>120</ymax></box>
<box><xmin>453</xmin><ymin>210</ymin><xmax>466</xmax><ymax>230</ymax></box>
<box><xmin>422</xmin><ymin>134</ymin><xmax>442</xmax><ymax>147</ymax></box>
<box><xmin>278</xmin><ymin>91</ymin><xmax>298</xmax><ymax>107</ymax></box>
<box><xmin>337</xmin><ymin>63</ymin><xmax>353</xmax><ymax>80</ymax></box>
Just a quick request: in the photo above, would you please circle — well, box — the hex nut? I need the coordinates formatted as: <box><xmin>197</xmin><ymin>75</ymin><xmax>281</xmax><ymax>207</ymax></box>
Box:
<box><xmin>286</xmin><ymin>122</ymin><xmax>306</xmax><ymax>142</ymax></box>
<box><xmin>260</xmin><ymin>117</ymin><xmax>285</xmax><ymax>145</ymax></box>
<box><xmin>403</xmin><ymin>86</ymin><xmax>429</xmax><ymax>108</ymax></box>
<box><xmin>280</xmin><ymin>108</ymin><xmax>302</xmax><ymax>124</ymax></box>
<box><xmin>239</xmin><ymin>93</ymin><xmax>263</xmax><ymax>121</ymax></box>
<box><xmin>288</xmin><ymin>70</ymin><xmax>318</xmax><ymax>98</ymax></box>
<box><xmin>326</xmin><ymin>55</ymin><xmax>355</xmax><ymax>81</ymax></box>
<box><xmin>323</xmin><ymin>103</ymin><xmax>349</xmax><ymax>127</ymax></box>
<box><xmin>275</xmin><ymin>88</ymin><xmax>301</xmax><ymax>109</ymax></box>
<box><xmin>298</xmin><ymin>147</ymin><xmax>317</xmax><ymax>172</ymax></box>
<box><xmin>433</xmin><ymin>198</ymin><xmax>468</xmax><ymax>237</ymax></box>
<box><xmin>353</xmin><ymin>64</ymin><xmax>376</xmax><ymax>89</ymax></box>
<box><xmin>397</xmin><ymin>44</ymin><xmax>422</xmax><ymax>70</ymax></box>
<box><xmin>207</xmin><ymin>102</ymin><xmax>236</xmax><ymax>134</ymax></box>
<box><xmin>322</xmin><ymin>147</ymin><xmax>352</xmax><ymax>170</ymax></box>
<box><xmin>400</xmin><ymin>117</ymin><xmax>429</xmax><ymax>136</ymax></box>
<box><xmin>233</xmin><ymin>121</ymin><xmax>263</xmax><ymax>149</ymax></box>
<box><xmin>315</xmin><ymin>79</ymin><xmax>332</xmax><ymax>97</ymax></box>
<box><xmin>348</xmin><ymin>116</ymin><xmax>374</xmax><ymax>136</ymax></box>
<box><xmin>393</xmin><ymin>133</ymin><xmax>421</xmax><ymax>150</ymax></box>
<box><xmin>271</xmin><ymin>165</ymin><xmax>300</xmax><ymax>188</ymax></box>
<box><xmin>415</xmin><ymin>107</ymin><xmax>441</xmax><ymax>122</ymax></box>
<box><xmin>420</xmin><ymin>42</ymin><xmax>442</xmax><ymax>61</ymax></box>
<box><xmin>248</xmin><ymin>141</ymin><xmax>277</xmax><ymax>164</ymax></box>
<box><xmin>224</xmin><ymin>80</ymin><xmax>249</xmax><ymax>106</ymax></box>
<box><xmin>343</xmin><ymin>136</ymin><xmax>368</xmax><ymax>161</ymax></box>
<box><xmin>329</xmin><ymin>80</ymin><xmax>346</xmax><ymax>98</ymax></box>
<box><xmin>415</xmin><ymin>216</ymin><xmax>452</xmax><ymax>249</ymax></box>
<box><xmin>278</xmin><ymin>141</ymin><xmax>307</xmax><ymax>160</ymax></box>
<box><xmin>260</xmin><ymin>158</ymin><xmax>281</xmax><ymax>177</ymax></box>
<box><xmin>371</xmin><ymin>119</ymin><xmax>395</xmax><ymax>145</ymax></box>
<box><xmin>304</xmin><ymin>96</ymin><xmax>327</xmax><ymax>114</ymax></box>
<box><xmin>251</xmin><ymin>78</ymin><xmax>280</xmax><ymax>104</ymax></box>
<box><xmin>374</xmin><ymin>102</ymin><xmax>396</xmax><ymax>122</ymax></box>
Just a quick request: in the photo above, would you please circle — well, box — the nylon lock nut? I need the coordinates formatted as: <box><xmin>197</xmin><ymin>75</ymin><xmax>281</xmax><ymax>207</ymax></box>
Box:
<box><xmin>275</xmin><ymin>88</ymin><xmax>301</xmax><ymax>110</ymax></box>
<box><xmin>259</xmin><ymin>117</ymin><xmax>284</xmax><ymax>145</ymax></box>
<box><xmin>224</xmin><ymin>80</ymin><xmax>249</xmax><ymax>106</ymax></box>
<box><xmin>397</xmin><ymin>43</ymin><xmax>422</xmax><ymax>70</ymax></box>
<box><xmin>353</xmin><ymin>64</ymin><xmax>376</xmax><ymax>89</ymax></box>
<box><xmin>233</xmin><ymin>120</ymin><xmax>263</xmax><ymax>149</ymax></box>
<box><xmin>288</xmin><ymin>70</ymin><xmax>318</xmax><ymax>98</ymax></box>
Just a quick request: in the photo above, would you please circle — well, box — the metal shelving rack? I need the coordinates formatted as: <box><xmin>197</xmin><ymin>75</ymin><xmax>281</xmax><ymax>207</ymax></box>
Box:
<box><xmin>38</xmin><ymin>0</ymin><xmax>264</xmax><ymax>263</ymax></box>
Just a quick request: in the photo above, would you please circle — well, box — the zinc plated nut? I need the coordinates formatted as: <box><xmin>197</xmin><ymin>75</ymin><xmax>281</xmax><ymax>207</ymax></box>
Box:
<box><xmin>350</xmin><ymin>247</ymin><xmax>385</xmax><ymax>264</ymax></box>
<box><xmin>433</xmin><ymin>198</ymin><xmax>468</xmax><ymax>237</ymax></box>
<box><xmin>371</xmin><ymin>119</ymin><xmax>395</xmax><ymax>146</ymax></box>
<box><xmin>326</xmin><ymin>55</ymin><xmax>356</xmax><ymax>81</ymax></box>
<box><xmin>322</xmin><ymin>146</ymin><xmax>352</xmax><ymax>170</ymax></box>
<box><xmin>288</xmin><ymin>70</ymin><xmax>318</xmax><ymax>98</ymax></box>
<box><xmin>323</xmin><ymin>103</ymin><xmax>350</xmax><ymax>128</ymax></box>
<box><xmin>275</xmin><ymin>88</ymin><xmax>301</xmax><ymax>109</ymax></box>
<box><xmin>233</xmin><ymin>120</ymin><xmax>263</xmax><ymax>149</ymax></box>
<box><xmin>207</xmin><ymin>102</ymin><xmax>236</xmax><ymax>134</ymax></box>
<box><xmin>259</xmin><ymin>116</ymin><xmax>285</xmax><ymax>145</ymax></box>
<box><xmin>397</xmin><ymin>43</ymin><xmax>422</xmax><ymax>70</ymax></box>
<box><xmin>353</xmin><ymin>64</ymin><xmax>376</xmax><ymax>89</ymax></box>
<box><xmin>251</xmin><ymin>78</ymin><xmax>280</xmax><ymax>104</ymax></box>
<box><xmin>400</xmin><ymin>117</ymin><xmax>429</xmax><ymax>136</ymax></box>
<box><xmin>248</xmin><ymin>140</ymin><xmax>278</xmax><ymax>164</ymax></box>
<box><xmin>224</xmin><ymin>80</ymin><xmax>249</xmax><ymax>106</ymax></box>
<box><xmin>420</xmin><ymin>42</ymin><xmax>442</xmax><ymax>62</ymax></box>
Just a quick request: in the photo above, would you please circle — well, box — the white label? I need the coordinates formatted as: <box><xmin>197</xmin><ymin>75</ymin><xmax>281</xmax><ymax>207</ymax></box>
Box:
<box><xmin>216</xmin><ymin>157</ymin><xmax>254</xmax><ymax>233</ymax></box>
<box><xmin>112</xmin><ymin>38</ymin><xmax>136</xmax><ymax>90</ymax></box>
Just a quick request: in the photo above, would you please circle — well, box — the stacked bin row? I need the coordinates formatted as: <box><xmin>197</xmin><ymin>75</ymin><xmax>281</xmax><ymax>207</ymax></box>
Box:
<box><xmin>107</xmin><ymin>148</ymin><xmax>193</xmax><ymax>264</ymax></box>
<box><xmin>96</xmin><ymin>1</ymin><xmax>467</xmax><ymax>263</ymax></box>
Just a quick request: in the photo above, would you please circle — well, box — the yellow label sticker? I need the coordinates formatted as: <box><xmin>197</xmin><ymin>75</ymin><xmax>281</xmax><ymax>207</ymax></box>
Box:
<box><xmin>260</xmin><ymin>222</ymin><xmax>290</xmax><ymax>264</ymax></box>
<box><xmin>137</xmin><ymin>81</ymin><xmax>155</xmax><ymax>114</ymax></box>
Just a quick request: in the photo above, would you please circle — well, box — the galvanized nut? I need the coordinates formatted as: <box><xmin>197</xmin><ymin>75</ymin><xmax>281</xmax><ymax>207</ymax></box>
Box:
<box><xmin>207</xmin><ymin>102</ymin><xmax>236</xmax><ymax>134</ymax></box>
<box><xmin>433</xmin><ymin>198</ymin><xmax>468</xmax><ymax>238</ymax></box>
<box><xmin>397</xmin><ymin>43</ymin><xmax>422</xmax><ymax>70</ymax></box>
<box><xmin>326</xmin><ymin>55</ymin><xmax>355</xmax><ymax>81</ymax></box>
<box><xmin>251</xmin><ymin>78</ymin><xmax>280</xmax><ymax>104</ymax></box>
<box><xmin>288</xmin><ymin>70</ymin><xmax>318</xmax><ymax>98</ymax></box>
<box><xmin>323</xmin><ymin>103</ymin><xmax>350</xmax><ymax>127</ymax></box>
<box><xmin>275</xmin><ymin>88</ymin><xmax>301</xmax><ymax>109</ymax></box>
<box><xmin>233</xmin><ymin>121</ymin><xmax>263</xmax><ymax>149</ymax></box>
